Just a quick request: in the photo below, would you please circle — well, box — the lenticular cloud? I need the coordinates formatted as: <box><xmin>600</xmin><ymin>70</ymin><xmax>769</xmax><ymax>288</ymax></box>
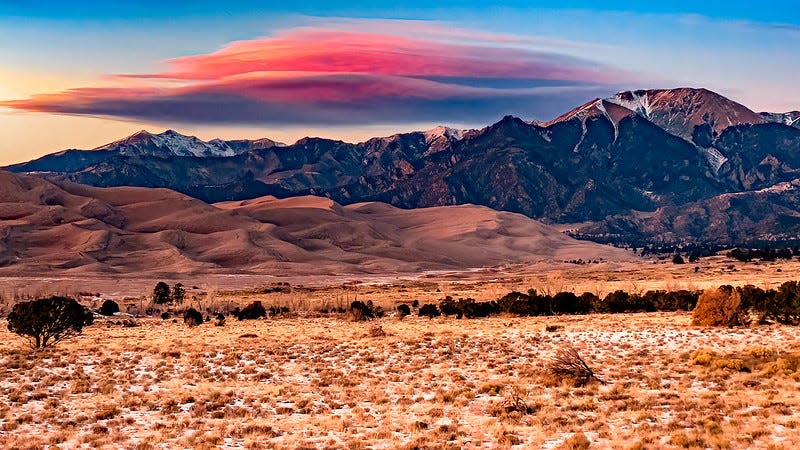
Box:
<box><xmin>1</xmin><ymin>22</ymin><xmax>634</xmax><ymax>125</ymax></box>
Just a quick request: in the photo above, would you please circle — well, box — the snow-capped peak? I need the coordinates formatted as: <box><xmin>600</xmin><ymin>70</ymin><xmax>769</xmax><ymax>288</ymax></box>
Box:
<box><xmin>92</xmin><ymin>130</ymin><xmax>282</xmax><ymax>158</ymax></box>
<box><xmin>606</xmin><ymin>88</ymin><xmax>764</xmax><ymax>140</ymax></box>
<box><xmin>423</xmin><ymin>126</ymin><xmax>468</xmax><ymax>143</ymax></box>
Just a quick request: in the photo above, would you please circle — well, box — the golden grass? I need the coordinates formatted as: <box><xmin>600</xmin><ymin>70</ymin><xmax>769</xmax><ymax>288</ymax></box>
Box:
<box><xmin>2</xmin><ymin>311</ymin><xmax>800</xmax><ymax>449</ymax></box>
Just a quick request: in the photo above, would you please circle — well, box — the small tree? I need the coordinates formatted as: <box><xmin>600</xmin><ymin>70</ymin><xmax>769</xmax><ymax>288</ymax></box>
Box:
<box><xmin>396</xmin><ymin>304</ymin><xmax>411</xmax><ymax>319</ymax></box>
<box><xmin>7</xmin><ymin>297</ymin><xmax>94</xmax><ymax>349</ymax></box>
<box><xmin>153</xmin><ymin>282</ymin><xmax>171</xmax><ymax>304</ymax></box>
<box><xmin>171</xmin><ymin>283</ymin><xmax>186</xmax><ymax>304</ymax></box>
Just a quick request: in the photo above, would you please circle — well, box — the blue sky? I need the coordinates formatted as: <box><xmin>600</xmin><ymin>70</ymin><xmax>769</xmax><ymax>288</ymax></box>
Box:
<box><xmin>1</xmin><ymin>1</ymin><xmax>799</xmax><ymax>164</ymax></box>
<box><xmin>3</xmin><ymin>1</ymin><xmax>800</xmax><ymax>24</ymax></box>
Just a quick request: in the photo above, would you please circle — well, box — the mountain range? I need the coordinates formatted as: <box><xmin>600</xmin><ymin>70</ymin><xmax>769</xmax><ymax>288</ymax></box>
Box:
<box><xmin>7</xmin><ymin>87</ymin><xmax>800</xmax><ymax>246</ymax></box>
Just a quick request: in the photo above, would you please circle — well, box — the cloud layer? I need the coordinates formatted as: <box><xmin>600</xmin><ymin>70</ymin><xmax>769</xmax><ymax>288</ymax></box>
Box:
<box><xmin>2</xmin><ymin>22</ymin><xmax>634</xmax><ymax>125</ymax></box>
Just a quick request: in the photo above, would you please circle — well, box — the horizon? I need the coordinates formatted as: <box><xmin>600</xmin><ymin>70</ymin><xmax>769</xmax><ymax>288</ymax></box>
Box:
<box><xmin>2</xmin><ymin>2</ymin><xmax>799</xmax><ymax>165</ymax></box>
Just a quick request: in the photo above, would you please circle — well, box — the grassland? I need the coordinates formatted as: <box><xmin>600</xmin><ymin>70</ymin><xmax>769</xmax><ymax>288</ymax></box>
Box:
<box><xmin>3</xmin><ymin>311</ymin><xmax>800</xmax><ymax>449</ymax></box>
<box><xmin>3</xmin><ymin>255</ymin><xmax>800</xmax><ymax>449</ymax></box>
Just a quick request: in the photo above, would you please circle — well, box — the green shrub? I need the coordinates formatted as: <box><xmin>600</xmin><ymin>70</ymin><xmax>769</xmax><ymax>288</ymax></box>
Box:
<box><xmin>773</xmin><ymin>281</ymin><xmax>800</xmax><ymax>325</ymax></box>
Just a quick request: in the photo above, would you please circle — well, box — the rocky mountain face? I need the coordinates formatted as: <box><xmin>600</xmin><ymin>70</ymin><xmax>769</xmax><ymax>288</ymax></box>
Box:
<box><xmin>6</xmin><ymin>88</ymin><xmax>800</xmax><ymax>246</ymax></box>
<box><xmin>760</xmin><ymin>111</ymin><xmax>800</xmax><ymax>129</ymax></box>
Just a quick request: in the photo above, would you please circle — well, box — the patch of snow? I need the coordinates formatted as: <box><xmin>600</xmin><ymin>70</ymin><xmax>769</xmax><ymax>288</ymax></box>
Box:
<box><xmin>149</xmin><ymin>131</ymin><xmax>237</xmax><ymax>158</ymax></box>
<box><xmin>423</xmin><ymin>126</ymin><xmax>468</xmax><ymax>143</ymax></box>
<box><xmin>701</xmin><ymin>147</ymin><xmax>729</xmax><ymax>173</ymax></box>
<box><xmin>608</xmin><ymin>90</ymin><xmax>652</xmax><ymax>118</ymax></box>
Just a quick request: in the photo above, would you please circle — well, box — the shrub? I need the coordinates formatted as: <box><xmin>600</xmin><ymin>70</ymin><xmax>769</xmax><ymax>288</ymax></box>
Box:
<box><xmin>559</xmin><ymin>432</ymin><xmax>591</xmax><ymax>450</ymax></box>
<box><xmin>215</xmin><ymin>313</ymin><xmax>226</xmax><ymax>327</ymax></box>
<box><xmin>579</xmin><ymin>292</ymin><xmax>601</xmax><ymax>312</ymax></box>
<box><xmin>548</xmin><ymin>346</ymin><xmax>603</xmax><ymax>386</ymax></box>
<box><xmin>552</xmin><ymin>292</ymin><xmax>591</xmax><ymax>315</ymax></box>
<box><xmin>692</xmin><ymin>286</ymin><xmax>749</xmax><ymax>327</ymax></box>
<box><xmin>183</xmin><ymin>308</ymin><xmax>203</xmax><ymax>327</ymax></box>
<box><xmin>497</xmin><ymin>291</ymin><xmax>534</xmax><ymax>316</ymax></box>
<box><xmin>644</xmin><ymin>290</ymin><xmax>698</xmax><ymax>311</ymax></box>
<box><xmin>152</xmin><ymin>282</ymin><xmax>171</xmax><ymax>304</ymax></box>
<box><xmin>602</xmin><ymin>290</ymin><xmax>632</xmax><ymax>313</ymax></box>
<box><xmin>772</xmin><ymin>281</ymin><xmax>800</xmax><ymax>325</ymax></box>
<box><xmin>418</xmin><ymin>303</ymin><xmax>440</xmax><ymax>318</ymax></box>
<box><xmin>235</xmin><ymin>301</ymin><xmax>267</xmax><ymax>320</ymax></box>
<box><xmin>690</xmin><ymin>348</ymin><xmax>716</xmax><ymax>366</ymax></box>
<box><xmin>160</xmin><ymin>312</ymin><xmax>170</xmax><ymax>320</ymax></box>
<box><xmin>396</xmin><ymin>304</ymin><xmax>411</xmax><ymax>318</ymax></box>
<box><xmin>368</xmin><ymin>325</ymin><xmax>386</xmax><ymax>337</ymax></box>
<box><xmin>500</xmin><ymin>386</ymin><xmax>535</xmax><ymax>415</ymax></box>
<box><xmin>439</xmin><ymin>296</ymin><xmax>463</xmax><ymax>318</ymax></box>
<box><xmin>460</xmin><ymin>299</ymin><xmax>499</xmax><ymax>318</ymax></box>
<box><xmin>99</xmin><ymin>300</ymin><xmax>120</xmax><ymax>316</ymax></box>
<box><xmin>350</xmin><ymin>300</ymin><xmax>383</xmax><ymax>321</ymax></box>
<box><xmin>7</xmin><ymin>296</ymin><xmax>94</xmax><ymax>349</ymax></box>
<box><xmin>672</xmin><ymin>254</ymin><xmax>685</xmax><ymax>264</ymax></box>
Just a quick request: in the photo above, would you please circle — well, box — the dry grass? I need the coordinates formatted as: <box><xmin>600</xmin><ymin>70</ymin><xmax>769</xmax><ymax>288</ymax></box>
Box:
<box><xmin>2</xmin><ymin>311</ymin><xmax>800</xmax><ymax>449</ymax></box>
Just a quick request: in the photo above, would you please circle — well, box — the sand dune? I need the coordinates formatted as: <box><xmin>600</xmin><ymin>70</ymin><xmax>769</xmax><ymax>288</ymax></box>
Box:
<box><xmin>0</xmin><ymin>171</ymin><xmax>632</xmax><ymax>276</ymax></box>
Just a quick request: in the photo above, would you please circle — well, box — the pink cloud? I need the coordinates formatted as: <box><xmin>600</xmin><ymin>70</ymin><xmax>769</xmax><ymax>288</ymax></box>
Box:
<box><xmin>127</xmin><ymin>28</ymin><xmax>626</xmax><ymax>84</ymax></box>
<box><xmin>2</xmin><ymin>21</ymin><xmax>636</xmax><ymax>125</ymax></box>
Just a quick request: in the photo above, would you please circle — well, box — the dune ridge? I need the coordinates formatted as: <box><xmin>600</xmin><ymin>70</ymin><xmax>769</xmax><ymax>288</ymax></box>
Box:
<box><xmin>0</xmin><ymin>171</ymin><xmax>631</xmax><ymax>276</ymax></box>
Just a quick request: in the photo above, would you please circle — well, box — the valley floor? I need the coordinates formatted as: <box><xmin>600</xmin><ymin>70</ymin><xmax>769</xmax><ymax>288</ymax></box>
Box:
<box><xmin>2</xmin><ymin>313</ymin><xmax>800</xmax><ymax>449</ymax></box>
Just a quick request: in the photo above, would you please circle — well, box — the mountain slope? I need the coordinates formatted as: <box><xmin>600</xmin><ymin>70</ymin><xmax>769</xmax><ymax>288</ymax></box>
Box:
<box><xmin>0</xmin><ymin>171</ymin><xmax>629</xmax><ymax>275</ymax></box>
<box><xmin>575</xmin><ymin>180</ymin><xmax>800</xmax><ymax>246</ymax></box>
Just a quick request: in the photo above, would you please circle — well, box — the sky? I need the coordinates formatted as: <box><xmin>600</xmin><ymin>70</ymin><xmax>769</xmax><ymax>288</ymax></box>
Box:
<box><xmin>1</xmin><ymin>1</ymin><xmax>799</xmax><ymax>165</ymax></box>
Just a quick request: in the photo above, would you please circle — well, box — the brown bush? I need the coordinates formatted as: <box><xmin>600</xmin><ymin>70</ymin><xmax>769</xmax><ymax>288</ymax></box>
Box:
<box><xmin>548</xmin><ymin>346</ymin><xmax>603</xmax><ymax>386</ymax></box>
<box><xmin>692</xmin><ymin>286</ymin><xmax>749</xmax><ymax>327</ymax></box>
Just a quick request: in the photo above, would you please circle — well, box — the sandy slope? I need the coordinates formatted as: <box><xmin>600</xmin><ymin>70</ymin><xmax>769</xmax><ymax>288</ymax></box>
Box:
<box><xmin>0</xmin><ymin>171</ymin><xmax>631</xmax><ymax>276</ymax></box>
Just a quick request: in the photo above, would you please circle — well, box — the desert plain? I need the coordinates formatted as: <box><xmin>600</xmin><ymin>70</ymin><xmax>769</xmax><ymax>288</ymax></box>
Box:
<box><xmin>3</xmin><ymin>255</ymin><xmax>800</xmax><ymax>449</ymax></box>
